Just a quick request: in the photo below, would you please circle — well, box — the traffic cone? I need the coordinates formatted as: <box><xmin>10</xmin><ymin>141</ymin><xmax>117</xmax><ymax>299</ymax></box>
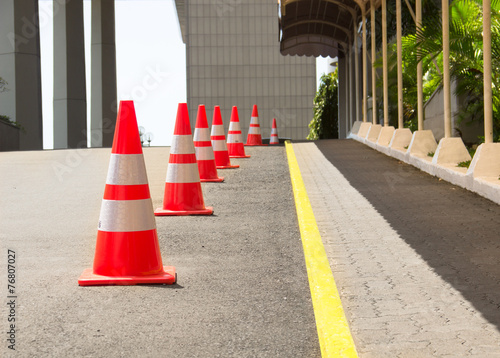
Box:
<box><xmin>270</xmin><ymin>118</ymin><xmax>279</xmax><ymax>145</ymax></box>
<box><xmin>194</xmin><ymin>105</ymin><xmax>224</xmax><ymax>182</ymax></box>
<box><xmin>155</xmin><ymin>103</ymin><xmax>213</xmax><ymax>216</ymax></box>
<box><xmin>211</xmin><ymin>106</ymin><xmax>240</xmax><ymax>169</ymax></box>
<box><xmin>245</xmin><ymin>104</ymin><xmax>264</xmax><ymax>146</ymax></box>
<box><xmin>78</xmin><ymin>100</ymin><xmax>175</xmax><ymax>286</ymax></box>
<box><xmin>227</xmin><ymin>106</ymin><xmax>251</xmax><ymax>158</ymax></box>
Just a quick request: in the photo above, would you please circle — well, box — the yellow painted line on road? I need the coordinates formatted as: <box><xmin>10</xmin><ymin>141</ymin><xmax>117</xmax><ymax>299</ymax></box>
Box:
<box><xmin>285</xmin><ymin>141</ymin><xmax>358</xmax><ymax>358</ymax></box>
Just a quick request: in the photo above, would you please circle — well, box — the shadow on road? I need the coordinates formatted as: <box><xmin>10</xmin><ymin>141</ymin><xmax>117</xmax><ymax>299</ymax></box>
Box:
<box><xmin>315</xmin><ymin>139</ymin><xmax>500</xmax><ymax>331</ymax></box>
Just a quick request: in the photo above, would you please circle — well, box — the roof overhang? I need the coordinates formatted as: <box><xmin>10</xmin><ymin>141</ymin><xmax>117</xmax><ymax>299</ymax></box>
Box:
<box><xmin>279</xmin><ymin>0</ymin><xmax>373</xmax><ymax>57</ymax></box>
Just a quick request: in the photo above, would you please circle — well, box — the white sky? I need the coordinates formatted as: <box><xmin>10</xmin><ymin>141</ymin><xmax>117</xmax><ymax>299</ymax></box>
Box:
<box><xmin>39</xmin><ymin>0</ymin><xmax>326</xmax><ymax>149</ymax></box>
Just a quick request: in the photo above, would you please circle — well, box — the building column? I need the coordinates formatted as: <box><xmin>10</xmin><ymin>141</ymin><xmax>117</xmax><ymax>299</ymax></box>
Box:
<box><xmin>338</xmin><ymin>54</ymin><xmax>348</xmax><ymax>139</ymax></box>
<box><xmin>396</xmin><ymin>0</ymin><xmax>403</xmax><ymax>129</ymax></box>
<box><xmin>371</xmin><ymin>1</ymin><xmax>377</xmax><ymax>124</ymax></box>
<box><xmin>354</xmin><ymin>24</ymin><xmax>360</xmax><ymax>123</ymax></box>
<box><xmin>416</xmin><ymin>0</ymin><xmax>424</xmax><ymax>130</ymax></box>
<box><xmin>362</xmin><ymin>12</ymin><xmax>367</xmax><ymax>122</ymax></box>
<box><xmin>442</xmin><ymin>0</ymin><xmax>452</xmax><ymax>137</ymax></box>
<box><xmin>0</xmin><ymin>0</ymin><xmax>43</xmax><ymax>150</ymax></box>
<box><xmin>483</xmin><ymin>0</ymin><xmax>493</xmax><ymax>143</ymax></box>
<box><xmin>382</xmin><ymin>0</ymin><xmax>389</xmax><ymax>126</ymax></box>
<box><xmin>91</xmin><ymin>0</ymin><xmax>117</xmax><ymax>147</ymax></box>
<box><xmin>348</xmin><ymin>45</ymin><xmax>354</xmax><ymax>132</ymax></box>
<box><xmin>53</xmin><ymin>0</ymin><xmax>87</xmax><ymax>149</ymax></box>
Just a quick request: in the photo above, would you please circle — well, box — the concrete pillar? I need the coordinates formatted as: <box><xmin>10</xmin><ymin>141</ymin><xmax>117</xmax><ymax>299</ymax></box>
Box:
<box><xmin>348</xmin><ymin>46</ymin><xmax>353</xmax><ymax>133</ymax></box>
<box><xmin>354</xmin><ymin>25</ymin><xmax>360</xmax><ymax>123</ymax></box>
<box><xmin>416</xmin><ymin>0</ymin><xmax>424</xmax><ymax>130</ymax></box>
<box><xmin>362</xmin><ymin>13</ymin><xmax>367</xmax><ymax>122</ymax></box>
<box><xmin>338</xmin><ymin>55</ymin><xmax>348</xmax><ymax>139</ymax></box>
<box><xmin>382</xmin><ymin>0</ymin><xmax>389</xmax><ymax>126</ymax></box>
<box><xmin>53</xmin><ymin>0</ymin><xmax>87</xmax><ymax>149</ymax></box>
<box><xmin>483</xmin><ymin>0</ymin><xmax>493</xmax><ymax>143</ymax></box>
<box><xmin>91</xmin><ymin>0</ymin><xmax>117</xmax><ymax>147</ymax></box>
<box><xmin>0</xmin><ymin>0</ymin><xmax>43</xmax><ymax>150</ymax></box>
<box><xmin>396</xmin><ymin>0</ymin><xmax>403</xmax><ymax>129</ymax></box>
<box><xmin>442</xmin><ymin>0</ymin><xmax>452</xmax><ymax>138</ymax></box>
<box><xmin>371</xmin><ymin>2</ymin><xmax>377</xmax><ymax>125</ymax></box>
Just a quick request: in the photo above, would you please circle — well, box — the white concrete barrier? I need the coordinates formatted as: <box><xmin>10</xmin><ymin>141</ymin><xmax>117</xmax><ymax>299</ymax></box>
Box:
<box><xmin>375</xmin><ymin>126</ymin><xmax>396</xmax><ymax>155</ymax></box>
<box><xmin>388</xmin><ymin>128</ymin><xmax>412</xmax><ymax>162</ymax></box>
<box><xmin>467</xmin><ymin>143</ymin><xmax>500</xmax><ymax>204</ymax></box>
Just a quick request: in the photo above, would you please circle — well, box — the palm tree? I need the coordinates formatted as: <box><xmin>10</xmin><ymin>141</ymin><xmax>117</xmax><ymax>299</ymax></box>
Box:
<box><xmin>400</xmin><ymin>0</ymin><xmax>500</xmax><ymax>141</ymax></box>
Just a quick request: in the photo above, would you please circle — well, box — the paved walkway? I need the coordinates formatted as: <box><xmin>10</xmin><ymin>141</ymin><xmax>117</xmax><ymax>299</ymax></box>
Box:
<box><xmin>293</xmin><ymin>140</ymin><xmax>500</xmax><ymax>357</ymax></box>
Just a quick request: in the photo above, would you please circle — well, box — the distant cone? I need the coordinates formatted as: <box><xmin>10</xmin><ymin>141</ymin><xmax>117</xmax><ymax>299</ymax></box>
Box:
<box><xmin>155</xmin><ymin>103</ymin><xmax>213</xmax><ymax>216</ymax></box>
<box><xmin>245</xmin><ymin>104</ymin><xmax>265</xmax><ymax>146</ymax></box>
<box><xmin>270</xmin><ymin>118</ymin><xmax>279</xmax><ymax>145</ymax></box>
<box><xmin>227</xmin><ymin>106</ymin><xmax>251</xmax><ymax>158</ymax></box>
<box><xmin>211</xmin><ymin>106</ymin><xmax>240</xmax><ymax>169</ymax></box>
<box><xmin>194</xmin><ymin>105</ymin><xmax>224</xmax><ymax>182</ymax></box>
<box><xmin>78</xmin><ymin>100</ymin><xmax>176</xmax><ymax>286</ymax></box>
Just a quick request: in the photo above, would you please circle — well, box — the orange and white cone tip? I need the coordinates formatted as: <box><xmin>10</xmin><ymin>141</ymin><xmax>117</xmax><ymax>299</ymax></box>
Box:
<box><xmin>194</xmin><ymin>105</ymin><xmax>224</xmax><ymax>182</ymax></box>
<box><xmin>211</xmin><ymin>106</ymin><xmax>239</xmax><ymax>169</ymax></box>
<box><xmin>270</xmin><ymin>118</ymin><xmax>279</xmax><ymax>145</ymax></box>
<box><xmin>227</xmin><ymin>106</ymin><xmax>251</xmax><ymax>158</ymax></box>
<box><xmin>155</xmin><ymin>103</ymin><xmax>213</xmax><ymax>216</ymax></box>
<box><xmin>245</xmin><ymin>104</ymin><xmax>265</xmax><ymax>146</ymax></box>
<box><xmin>78</xmin><ymin>100</ymin><xmax>175</xmax><ymax>286</ymax></box>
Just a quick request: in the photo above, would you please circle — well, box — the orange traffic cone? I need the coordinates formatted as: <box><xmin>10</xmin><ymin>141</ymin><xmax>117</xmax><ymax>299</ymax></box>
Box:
<box><xmin>270</xmin><ymin>118</ymin><xmax>279</xmax><ymax>145</ymax></box>
<box><xmin>194</xmin><ymin>105</ymin><xmax>224</xmax><ymax>182</ymax></box>
<box><xmin>211</xmin><ymin>106</ymin><xmax>240</xmax><ymax>169</ymax></box>
<box><xmin>78</xmin><ymin>100</ymin><xmax>175</xmax><ymax>286</ymax></box>
<box><xmin>245</xmin><ymin>104</ymin><xmax>264</xmax><ymax>146</ymax></box>
<box><xmin>155</xmin><ymin>103</ymin><xmax>213</xmax><ymax>216</ymax></box>
<box><xmin>227</xmin><ymin>106</ymin><xmax>251</xmax><ymax>158</ymax></box>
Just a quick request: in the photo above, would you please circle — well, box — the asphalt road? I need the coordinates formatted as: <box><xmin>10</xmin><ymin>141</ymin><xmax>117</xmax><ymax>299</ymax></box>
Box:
<box><xmin>0</xmin><ymin>146</ymin><xmax>320</xmax><ymax>358</ymax></box>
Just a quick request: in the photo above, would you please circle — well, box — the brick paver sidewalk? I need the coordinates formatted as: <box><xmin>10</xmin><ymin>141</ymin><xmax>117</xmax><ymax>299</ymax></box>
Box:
<box><xmin>294</xmin><ymin>140</ymin><xmax>500</xmax><ymax>357</ymax></box>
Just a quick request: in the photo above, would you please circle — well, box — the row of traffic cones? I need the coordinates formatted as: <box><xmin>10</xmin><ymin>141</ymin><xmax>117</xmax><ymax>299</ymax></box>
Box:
<box><xmin>79</xmin><ymin>101</ymin><xmax>280</xmax><ymax>286</ymax></box>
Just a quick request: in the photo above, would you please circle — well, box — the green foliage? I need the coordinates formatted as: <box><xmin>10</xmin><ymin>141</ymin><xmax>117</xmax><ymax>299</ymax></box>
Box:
<box><xmin>0</xmin><ymin>79</ymin><xmax>22</xmax><ymax>131</ymax></box>
<box><xmin>0</xmin><ymin>77</ymin><xmax>7</xmax><ymax>93</ymax></box>
<box><xmin>0</xmin><ymin>114</ymin><xmax>23</xmax><ymax>131</ymax></box>
<box><xmin>308</xmin><ymin>70</ymin><xmax>339</xmax><ymax>140</ymax></box>
<box><xmin>0</xmin><ymin>115</ymin><xmax>11</xmax><ymax>123</ymax></box>
<box><xmin>370</xmin><ymin>0</ymin><xmax>500</xmax><ymax>143</ymax></box>
<box><xmin>457</xmin><ymin>160</ymin><xmax>471</xmax><ymax>168</ymax></box>
<box><xmin>396</xmin><ymin>0</ymin><xmax>500</xmax><ymax>142</ymax></box>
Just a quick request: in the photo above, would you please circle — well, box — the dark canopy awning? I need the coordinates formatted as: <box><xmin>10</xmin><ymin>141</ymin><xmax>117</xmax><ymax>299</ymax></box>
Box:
<box><xmin>279</xmin><ymin>0</ymin><xmax>371</xmax><ymax>57</ymax></box>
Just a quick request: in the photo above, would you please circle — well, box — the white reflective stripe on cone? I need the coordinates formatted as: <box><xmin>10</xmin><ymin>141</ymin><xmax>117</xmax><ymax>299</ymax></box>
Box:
<box><xmin>194</xmin><ymin>128</ymin><xmax>210</xmax><ymax>142</ymax></box>
<box><xmin>212</xmin><ymin>139</ymin><xmax>228</xmax><ymax>151</ymax></box>
<box><xmin>166</xmin><ymin>163</ymin><xmax>200</xmax><ymax>183</ymax></box>
<box><xmin>195</xmin><ymin>146</ymin><xmax>215</xmax><ymax>160</ymax></box>
<box><xmin>250</xmin><ymin>117</ymin><xmax>259</xmax><ymax>125</ymax></box>
<box><xmin>227</xmin><ymin>133</ymin><xmax>242</xmax><ymax>143</ymax></box>
<box><xmin>106</xmin><ymin>154</ymin><xmax>149</xmax><ymax>185</ymax></box>
<box><xmin>171</xmin><ymin>135</ymin><xmax>195</xmax><ymax>154</ymax></box>
<box><xmin>211</xmin><ymin>124</ymin><xmax>225</xmax><ymax>136</ymax></box>
<box><xmin>248</xmin><ymin>127</ymin><xmax>261</xmax><ymax>135</ymax></box>
<box><xmin>229</xmin><ymin>121</ymin><xmax>241</xmax><ymax>132</ymax></box>
<box><xmin>99</xmin><ymin>198</ymin><xmax>156</xmax><ymax>232</ymax></box>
